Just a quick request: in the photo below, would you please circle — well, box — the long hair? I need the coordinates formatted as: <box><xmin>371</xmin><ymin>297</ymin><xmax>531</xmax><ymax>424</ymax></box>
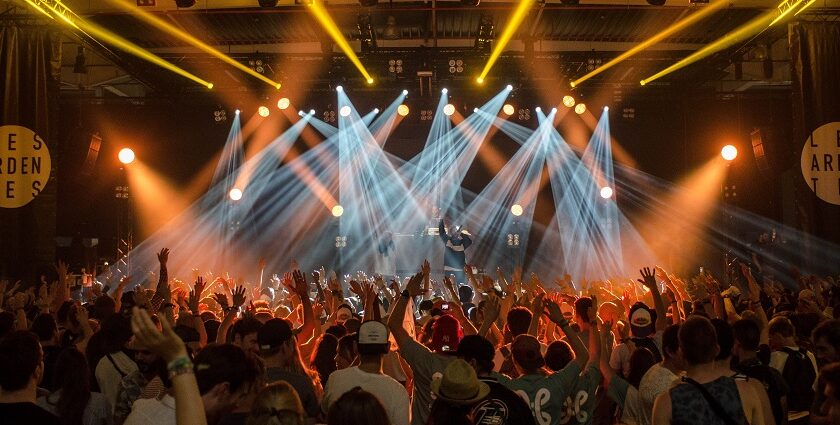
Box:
<box><xmin>49</xmin><ymin>348</ymin><xmax>92</xmax><ymax>425</ymax></box>
<box><xmin>284</xmin><ymin>338</ymin><xmax>323</xmax><ymax>398</ymax></box>
<box><xmin>326</xmin><ymin>387</ymin><xmax>391</xmax><ymax>425</ymax></box>
<box><xmin>428</xmin><ymin>398</ymin><xmax>474</xmax><ymax>425</ymax></box>
<box><xmin>246</xmin><ymin>382</ymin><xmax>305</xmax><ymax>425</ymax></box>
<box><xmin>309</xmin><ymin>334</ymin><xmax>338</xmax><ymax>386</ymax></box>
<box><xmin>627</xmin><ymin>347</ymin><xmax>657</xmax><ymax>388</ymax></box>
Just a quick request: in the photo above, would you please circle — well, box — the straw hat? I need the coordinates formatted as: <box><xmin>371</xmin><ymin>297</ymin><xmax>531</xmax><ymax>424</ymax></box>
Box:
<box><xmin>431</xmin><ymin>359</ymin><xmax>490</xmax><ymax>405</ymax></box>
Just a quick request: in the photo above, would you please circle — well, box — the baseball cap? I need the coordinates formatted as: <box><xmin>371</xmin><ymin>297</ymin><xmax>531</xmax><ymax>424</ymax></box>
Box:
<box><xmin>629</xmin><ymin>302</ymin><xmax>656</xmax><ymax>338</ymax></box>
<box><xmin>511</xmin><ymin>334</ymin><xmax>545</xmax><ymax>371</ymax></box>
<box><xmin>430</xmin><ymin>314</ymin><xmax>462</xmax><ymax>353</ymax></box>
<box><xmin>257</xmin><ymin>318</ymin><xmax>296</xmax><ymax>352</ymax></box>
<box><xmin>358</xmin><ymin>320</ymin><xmax>389</xmax><ymax>345</ymax></box>
<box><xmin>455</xmin><ymin>335</ymin><xmax>495</xmax><ymax>372</ymax></box>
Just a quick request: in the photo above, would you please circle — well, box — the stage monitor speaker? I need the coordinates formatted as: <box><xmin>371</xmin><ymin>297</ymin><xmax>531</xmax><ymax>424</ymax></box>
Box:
<box><xmin>81</xmin><ymin>132</ymin><xmax>102</xmax><ymax>177</ymax></box>
<box><xmin>751</xmin><ymin>128</ymin><xmax>772</xmax><ymax>177</ymax></box>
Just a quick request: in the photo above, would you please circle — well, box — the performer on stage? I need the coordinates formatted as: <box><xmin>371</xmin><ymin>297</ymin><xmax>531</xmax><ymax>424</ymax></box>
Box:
<box><xmin>438</xmin><ymin>218</ymin><xmax>472</xmax><ymax>285</ymax></box>
<box><xmin>374</xmin><ymin>230</ymin><xmax>396</xmax><ymax>279</ymax></box>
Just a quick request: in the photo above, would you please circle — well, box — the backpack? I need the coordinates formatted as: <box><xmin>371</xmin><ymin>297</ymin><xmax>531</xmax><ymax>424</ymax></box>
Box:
<box><xmin>736</xmin><ymin>359</ymin><xmax>788</xmax><ymax>425</ymax></box>
<box><xmin>779</xmin><ymin>347</ymin><xmax>816</xmax><ymax>412</ymax></box>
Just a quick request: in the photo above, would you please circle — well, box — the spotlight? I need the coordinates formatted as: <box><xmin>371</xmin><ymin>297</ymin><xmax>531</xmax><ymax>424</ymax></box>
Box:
<box><xmin>503</xmin><ymin>104</ymin><xmax>515</xmax><ymax>116</ymax></box>
<box><xmin>373</xmin><ymin>108</ymin><xmax>380</xmax><ymax>114</ymax></box>
<box><xmin>339</xmin><ymin>106</ymin><xmax>351</xmax><ymax>117</ymax></box>
<box><xmin>551</xmin><ymin>107</ymin><xmax>557</xmax><ymax>113</ymax></box>
<box><xmin>604</xmin><ymin>106</ymin><xmax>609</xmax><ymax>111</ymax></box>
<box><xmin>562</xmin><ymin>96</ymin><xmax>575</xmax><ymax>107</ymax></box>
<box><xmin>640</xmin><ymin>80</ymin><xmax>647</xmax><ymax>86</ymax></box>
<box><xmin>298</xmin><ymin>111</ymin><xmax>304</xmax><ymax>116</ymax></box>
<box><xmin>443</xmin><ymin>104</ymin><xmax>455</xmax><ymax>116</ymax></box>
<box><xmin>517</xmin><ymin>108</ymin><xmax>531</xmax><ymax>121</ymax></box>
<box><xmin>574</xmin><ymin>103</ymin><xmax>586</xmax><ymax>115</ymax></box>
<box><xmin>336</xmin><ymin>85</ymin><xmax>343</xmax><ymax>92</ymax></box>
<box><xmin>207</xmin><ymin>83</ymin><xmax>214</xmax><ymax>89</ymax></box>
<box><xmin>277</xmin><ymin>98</ymin><xmax>290</xmax><ymax>110</ymax></box>
<box><xmin>323</xmin><ymin>110</ymin><xmax>337</xmax><ymax>123</ymax></box>
<box><xmin>235</xmin><ymin>109</ymin><xmax>241</xmax><ymax>115</ymax></box>
<box><xmin>506</xmin><ymin>84</ymin><xmax>513</xmax><ymax>91</ymax></box>
<box><xmin>213</xmin><ymin>107</ymin><xmax>227</xmax><ymax>123</ymax></box>
<box><xmin>600</xmin><ymin>187</ymin><xmax>614</xmax><ymax>199</ymax></box>
<box><xmin>476</xmin><ymin>77</ymin><xmax>484</xmax><ymax>84</ymax></box>
<box><xmin>511</xmin><ymin>204</ymin><xmax>523</xmax><ymax>217</ymax></box>
<box><xmin>442</xmin><ymin>88</ymin><xmax>448</xmax><ymax>94</ymax></box>
<box><xmin>118</xmin><ymin>148</ymin><xmax>135</xmax><ymax>165</ymax></box>
<box><xmin>310</xmin><ymin>109</ymin><xmax>316</xmax><ymax>114</ymax></box>
<box><xmin>366</xmin><ymin>78</ymin><xmax>374</xmax><ymax>85</ymax></box>
<box><xmin>535</xmin><ymin>106</ymin><xmax>541</xmax><ymax>112</ymax></box>
<box><xmin>397</xmin><ymin>104</ymin><xmax>410</xmax><ymax>116</ymax></box>
<box><xmin>721</xmin><ymin>145</ymin><xmax>738</xmax><ymax>161</ymax></box>
<box><xmin>331</xmin><ymin>205</ymin><xmax>344</xmax><ymax>217</ymax></box>
<box><xmin>473</xmin><ymin>108</ymin><xmax>479</xmax><ymax>113</ymax></box>
<box><xmin>258</xmin><ymin>106</ymin><xmax>270</xmax><ymax>117</ymax></box>
<box><xmin>402</xmin><ymin>89</ymin><xmax>408</xmax><ymax>95</ymax></box>
<box><xmin>388</xmin><ymin>59</ymin><xmax>404</xmax><ymax>75</ymax></box>
<box><xmin>229</xmin><ymin>188</ymin><xmax>243</xmax><ymax>201</ymax></box>
<box><xmin>420</xmin><ymin>110</ymin><xmax>434</xmax><ymax>121</ymax></box>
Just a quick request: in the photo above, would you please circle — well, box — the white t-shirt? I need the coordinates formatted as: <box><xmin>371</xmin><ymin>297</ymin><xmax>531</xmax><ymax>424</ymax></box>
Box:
<box><xmin>609</xmin><ymin>331</ymin><xmax>664</xmax><ymax>377</ymax></box>
<box><xmin>322</xmin><ymin>366</ymin><xmax>410</xmax><ymax>425</ymax></box>
<box><xmin>123</xmin><ymin>394</ymin><xmax>176</xmax><ymax>425</ymax></box>
<box><xmin>638</xmin><ymin>363</ymin><xmax>680</xmax><ymax>425</ymax></box>
<box><xmin>95</xmin><ymin>351</ymin><xmax>139</xmax><ymax>412</ymax></box>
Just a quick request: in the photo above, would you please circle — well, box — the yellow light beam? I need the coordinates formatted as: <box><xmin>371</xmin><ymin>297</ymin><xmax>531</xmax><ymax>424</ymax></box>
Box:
<box><xmin>23</xmin><ymin>0</ymin><xmax>55</xmax><ymax>20</ymax></box>
<box><xmin>640</xmin><ymin>2</ymin><xmax>799</xmax><ymax>86</ymax></box>
<box><xmin>770</xmin><ymin>0</ymin><xmax>803</xmax><ymax>25</ymax></box>
<box><xmin>105</xmin><ymin>0</ymin><xmax>281</xmax><ymax>89</ymax></box>
<box><xmin>571</xmin><ymin>0</ymin><xmax>726</xmax><ymax>88</ymax></box>
<box><xmin>794</xmin><ymin>0</ymin><xmax>818</xmax><ymax>15</ymax></box>
<box><xmin>307</xmin><ymin>0</ymin><xmax>374</xmax><ymax>83</ymax></box>
<box><xmin>31</xmin><ymin>0</ymin><xmax>213</xmax><ymax>88</ymax></box>
<box><xmin>477</xmin><ymin>0</ymin><xmax>534</xmax><ymax>84</ymax></box>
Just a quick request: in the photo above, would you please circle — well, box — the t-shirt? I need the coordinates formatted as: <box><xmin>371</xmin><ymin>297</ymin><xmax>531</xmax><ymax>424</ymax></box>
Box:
<box><xmin>638</xmin><ymin>363</ymin><xmax>679</xmax><ymax>425</ymax></box>
<box><xmin>610</xmin><ymin>332</ymin><xmax>664</xmax><ymax>378</ymax></box>
<box><xmin>37</xmin><ymin>390</ymin><xmax>113</xmax><ymax>425</ymax></box>
<box><xmin>265</xmin><ymin>367</ymin><xmax>320</xmax><ymax>418</ymax></box>
<box><xmin>501</xmin><ymin>361</ymin><xmax>582</xmax><ymax>425</ymax></box>
<box><xmin>470</xmin><ymin>375</ymin><xmax>537</xmax><ymax>425</ymax></box>
<box><xmin>398</xmin><ymin>337</ymin><xmax>455</xmax><ymax>425</ymax></box>
<box><xmin>96</xmin><ymin>351</ymin><xmax>139</xmax><ymax>412</ymax></box>
<box><xmin>605</xmin><ymin>375</ymin><xmax>645</xmax><ymax>425</ymax></box>
<box><xmin>322</xmin><ymin>366</ymin><xmax>409</xmax><ymax>425</ymax></box>
<box><xmin>493</xmin><ymin>341</ymin><xmax>548</xmax><ymax>373</ymax></box>
<box><xmin>123</xmin><ymin>394</ymin><xmax>175</xmax><ymax>425</ymax></box>
<box><xmin>0</xmin><ymin>401</ymin><xmax>61</xmax><ymax>425</ymax></box>
<box><xmin>560</xmin><ymin>365</ymin><xmax>601</xmax><ymax>425</ymax></box>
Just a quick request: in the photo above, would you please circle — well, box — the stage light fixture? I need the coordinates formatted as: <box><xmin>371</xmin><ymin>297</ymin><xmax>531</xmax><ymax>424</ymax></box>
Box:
<box><xmin>574</xmin><ymin>103</ymin><xmax>586</xmax><ymax>115</ymax></box>
<box><xmin>310</xmin><ymin>109</ymin><xmax>316</xmax><ymax>115</ymax></box>
<box><xmin>604</xmin><ymin>106</ymin><xmax>610</xmax><ymax>111</ymax></box>
<box><xmin>323</xmin><ymin>110</ymin><xmax>337</xmax><ymax>123</ymax></box>
<box><xmin>443</xmin><ymin>104</ymin><xmax>455</xmax><ymax>116</ymax></box>
<box><xmin>367</xmin><ymin>78</ymin><xmax>374</xmax><ymax>85</ymax></box>
<box><xmin>420</xmin><ymin>110</ymin><xmax>434</xmax><ymax>121</ymax></box>
<box><xmin>503</xmin><ymin>104</ymin><xmax>515</xmax><ymax>116</ymax></box>
<box><xmin>473</xmin><ymin>108</ymin><xmax>479</xmax><ymax>113</ymax></box>
<box><xmin>600</xmin><ymin>187</ymin><xmax>614</xmax><ymax>199</ymax></box>
<box><xmin>258</xmin><ymin>106</ymin><xmax>270</xmax><ymax>117</ymax></box>
<box><xmin>449</xmin><ymin>59</ymin><xmax>466</xmax><ymax>75</ymax></box>
<box><xmin>331</xmin><ymin>205</ymin><xmax>344</xmax><ymax>217</ymax></box>
<box><xmin>562</xmin><ymin>95</ymin><xmax>575</xmax><ymax>107</ymax></box>
<box><xmin>402</xmin><ymin>89</ymin><xmax>409</xmax><ymax>95</ymax></box>
<box><xmin>339</xmin><ymin>106</ymin><xmax>351</xmax><ymax>117</ymax></box>
<box><xmin>213</xmin><ymin>108</ymin><xmax>227</xmax><ymax>123</ymax></box>
<box><xmin>229</xmin><ymin>188</ymin><xmax>243</xmax><ymax>201</ymax></box>
<box><xmin>476</xmin><ymin>77</ymin><xmax>484</xmax><ymax>84</ymax></box>
<box><xmin>551</xmin><ymin>107</ymin><xmax>557</xmax><ymax>113</ymax></box>
<box><xmin>277</xmin><ymin>98</ymin><xmax>290</xmax><ymax>110</ymax></box>
<box><xmin>388</xmin><ymin>59</ymin><xmax>404</xmax><ymax>75</ymax></box>
<box><xmin>442</xmin><ymin>88</ymin><xmax>448</xmax><ymax>94</ymax></box>
<box><xmin>397</xmin><ymin>104</ymin><xmax>410</xmax><ymax>116</ymax></box>
<box><xmin>511</xmin><ymin>204</ymin><xmax>523</xmax><ymax>216</ymax></box>
<box><xmin>506</xmin><ymin>84</ymin><xmax>513</xmax><ymax>91</ymax></box>
<box><xmin>307</xmin><ymin>0</ymin><xmax>374</xmax><ymax>83</ymax></box>
<box><xmin>235</xmin><ymin>109</ymin><xmax>241</xmax><ymax>115</ymax></box>
<box><xmin>721</xmin><ymin>145</ymin><xmax>738</xmax><ymax>161</ymax></box>
<box><xmin>535</xmin><ymin>106</ymin><xmax>542</xmax><ymax>112</ymax></box>
<box><xmin>118</xmin><ymin>148</ymin><xmax>135</xmax><ymax>165</ymax></box>
<box><xmin>298</xmin><ymin>111</ymin><xmax>305</xmax><ymax>116</ymax></box>
<box><xmin>336</xmin><ymin>85</ymin><xmax>343</xmax><ymax>92</ymax></box>
<box><xmin>517</xmin><ymin>108</ymin><xmax>531</xmax><ymax>121</ymax></box>
<box><xmin>373</xmin><ymin>108</ymin><xmax>380</xmax><ymax>114</ymax></box>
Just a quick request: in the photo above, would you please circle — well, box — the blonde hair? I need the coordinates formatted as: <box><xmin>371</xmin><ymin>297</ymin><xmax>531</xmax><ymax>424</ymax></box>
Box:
<box><xmin>246</xmin><ymin>382</ymin><xmax>306</xmax><ymax>425</ymax></box>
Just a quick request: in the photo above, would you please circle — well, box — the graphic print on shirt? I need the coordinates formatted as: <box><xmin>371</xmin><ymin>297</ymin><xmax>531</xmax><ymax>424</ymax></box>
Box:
<box><xmin>515</xmin><ymin>388</ymin><xmax>551</xmax><ymax>425</ymax></box>
<box><xmin>559</xmin><ymin>390</ymin><xmax>589</xmax><ymax>424</ymax></box>
<box><xmin>471</xmin><ymin>398</ymin><xmax>509</xmax><ymax>425</ymax></box>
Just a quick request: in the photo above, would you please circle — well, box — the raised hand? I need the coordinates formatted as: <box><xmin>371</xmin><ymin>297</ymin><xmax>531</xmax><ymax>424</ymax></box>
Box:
<box><xmin>131</xmin><ymin>307</ymin><xmax>187</xmax><ymax>363</ymax></box>
<box><xmin>406</xmin><ymin>272</ymin><xmax>424</xmax><ymax>297</ymax></box>
<box><xmin>291</xmin><ymin>269</ymin><xmax>309</xmax><ymax>299</ymax></box>
<box><xmin>543</xmin><ymin>300</ymin><xmax>569</xmax><ymax>326</ymax></box>
<box><xmin>232</xmin><ymin>285</ymin><xmax>247</xmax><ymax>308</ymax></box>
<box><xmin>637</xmin><ymin>267</ymin><xmax>657</xmax><ymax>290</ymax></box>
<box><xmin>349</xmin><ymin>280</ymin><xmax>365</xmax><ymax>298</ymax></box>
<box><xmin>483</xmin><ymin>294</ymin><xmax>502</xmax><ymax>324</ymax></box>
<box><xmin>157</xmin><ymin>248</ymin><xmax>170</xmax><ymax>266</ymax></box>
<box><xmin>422</xmin><ymin>259</ymin><xmax>431</xmax><ymax>277</ymax></box>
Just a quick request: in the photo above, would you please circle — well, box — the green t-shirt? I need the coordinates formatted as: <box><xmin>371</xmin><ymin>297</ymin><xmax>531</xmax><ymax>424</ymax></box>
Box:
<box><xmin>501</xmin><ymin>361</ymin><xmax>582</xmax><ymax>425</ymax></box>
<box><xmin>559</xmin><ymin>365</ymin><xmax>601</xmax><ymax>425</ymax></box>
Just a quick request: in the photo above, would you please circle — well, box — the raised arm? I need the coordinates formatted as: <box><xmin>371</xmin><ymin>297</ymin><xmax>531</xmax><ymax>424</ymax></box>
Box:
<box><xmin>292</xmin><ymin>270</ymin><xmax>315</xmax><ymax>343</ymax></box>
<box><xmin>544</xmin><ymin>299</ymin><xmax>588</xmax><ymax>367</ymax></box>
<box><xmin>638</xmin><ymin>267</ymin><xmax>668</xmax><ymax>331</ymax></box>
<box><xmin>387</xmin><ymin>272</ymin><xmax>423</xmax><ymax>348</ymax></box>
<box><xmin>438</xmin><ymin>219</ymin><xmax>448</xmax><ymax>242</ymax></box>
<box><xmin>188</xmin><ymin>277</ymin><xmax>208</xmax><ymax>347</ymax></box>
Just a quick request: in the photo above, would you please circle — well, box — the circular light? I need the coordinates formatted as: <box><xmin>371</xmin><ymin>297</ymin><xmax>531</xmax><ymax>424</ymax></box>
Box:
<box><xmin>373</xmin><ymin>108</ymin><xmax>380</xmax><ymax>114</ymax></box>
<box><xmin>604</xmin><ymin>106</ymin><xmax>609</xmax><ymax>111</ymax></box>
<box><xmin>331</xmin><ymin>205</ymin><xmax>344</xmax><ymax>217</ymax></box>
<box><xmin>118</xmin><ymin>148</ymin><xmax>135</xmax><ymax>165</ymax></box>
<box><xmin>551</xmin><ymin>107</ymin><xmax>557</xmax><ymax>113</ymax></box>
<box><xmin>258</xmin><ymin>106</ymin><xmax>270</xmax><ymax>117</ymax></box>
<box><xmin>235</xmin><ymin>109</ymin><xmax>241</xmax><ymax>115</ymax></box>
<box><xmin>366</xmin><ymin>78</ymin><xmax>374</xmax><ymax>85</ymax></box>
<box><xmin>600</xmin><ymin>187</ymin><xmax>614</xmax><ymax>199</ymax></box>
<box><xmin>506</xmin><ymin>84</ymin><xmax>513</xmax><ymax>91</ymax></box>
<box><xmin>275</xmin><ymin>83</ymin><xmax>282</xmax><ymax>90</ymax></box>
<box><xmin>397</xmin><ymin>104</ymin><xmax>410</xmax><ymax>116</ymax></box>
<box><xmin>562</xmin><ymin>96</ymin><xmax>576</xmax><ymax>108</ymax></box>
<box><xmin>476</xmin><ymin>77</ymin><xmax>484</xmax><ymax>84</ymax></box>
<box><xmin>442</xmin><ymin>88</ymin><xmax>448</xmax><ymax>94</ymax></box>
<box><xmin>309</xmin><ymin>109</ymin><xmax>315</xmax><ymax>115</ymax></box>
<box><xmin>574</xmin><ymin>103</ymin><xmax>586</xmax><ymax>115</ymax></box>
<box><xmin>339</xmin><ymin>106</ymin><xmax>351</xmax><ymax>117</ymax></box>
<box><xmin>277</xmin><ymin>98</ymin><xmax>290</xmax><ymax>110</ymax></box>
<box><xmin>570</xmin><ymin>81</ymin><xmax>577</xmax><ymax>88</ymax></box>
<box><xmin>229</xmin><ymin>188</ymin><xmax>243</xmax><ymax>201</ymax></box>
<box><xmin>511</xmin><ymin>204</ymin><xmax>523</xmax><ymax>217</ymax></box>
<box><xmin>207</xmin><ymin>83</ymin><xmax>214</xmax><ymax>89</ymax></box>
<box><xmin>336</xmin><ymin>85</ymin><xmax>343</xmax><ymax>92</ymax></box>
<box><xmin>535</xmin><ymin>106</ymin><xmax>541</xmax><ymax>112</ymax></box>
<box><xmin>402</xmin><ymin>89</ymin><xmax>408</xmax><ymax>95</ymax></box>
<box><xmin>443</xmin><ymin>104</ymin><xmax>455</xmax><ymax>116</ymax></box>
<box><xmin>503</xmin><ymin>104</ymin><xmax>515</xmax><ymax>116</ymax></box>
<box><xmin>721</xmin><ymin>145</ymin><xmax>738</xmax><ymax>161</ymax></box>
<box><xmin>640</xmin><ymin>80</ymin><xmax>647</xmax><ymax>86</ymax></box>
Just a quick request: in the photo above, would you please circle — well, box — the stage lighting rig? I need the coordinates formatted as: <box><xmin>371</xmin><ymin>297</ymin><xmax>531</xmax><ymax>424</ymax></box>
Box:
<box><xmin>324</xmin><ymin>109</ymin><xmax>338</xmax><ymax>122</ymax></box>
<box><xmin>475</xmin><ymin>14</ymin><xmax>494</xmax><ymax>52</ymax></box>
<box><xmin>448</xmin><ymin>59</ymin><xmax>465</xmax><ymax>75</ymax></box>
<box><xmin>517</xmin><ymin>108</ymin><xmax>531</xmax><ymax>121</ymax></box>
<box><xmin>388</xmin><ymin>59</ymin><xmax>404</xmax><ymax>76</ymax></box>
<box><xmin>357</xmin><ymin>14</ymin><xmax>376</xmax><ymax>53</ymax></box>
<box><xmin>213</xmin><ymin>107</ymin><xmax>227</xmax><ymax>123</ymax></box>
<box><xmin>420</xmin><ymin>109</ymin><xmax>434</xmax><ymax>121</ymax></box>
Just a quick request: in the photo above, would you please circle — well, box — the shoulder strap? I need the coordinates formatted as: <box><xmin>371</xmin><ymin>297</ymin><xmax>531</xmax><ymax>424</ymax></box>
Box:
<box><xmin>106</xmin><ymin>353</ymin><xmax>127</xmax><ymax>378</ymax></box>
<box><xmin>681</xmin><ymin>377</ymin><xmax>741</xmax><ymax>425</ymax></box>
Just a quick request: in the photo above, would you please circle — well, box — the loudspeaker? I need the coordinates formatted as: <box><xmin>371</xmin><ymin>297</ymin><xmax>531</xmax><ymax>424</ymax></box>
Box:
<box><xmin>751</xmin><ymin>128</ymin><xmax>772</xmax><ymax>177</ymax></box>
<box><xmin>81</xmin><ymin>133</ymin><xmax>102</xmax><ymax>177</ymax></box>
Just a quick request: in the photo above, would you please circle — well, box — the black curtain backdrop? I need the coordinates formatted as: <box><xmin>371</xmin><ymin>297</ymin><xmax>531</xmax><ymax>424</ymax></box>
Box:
<box><xmin>0</xmin><ymin>22</ymin><xmax>61</xmax><ymax>280</ymax></box>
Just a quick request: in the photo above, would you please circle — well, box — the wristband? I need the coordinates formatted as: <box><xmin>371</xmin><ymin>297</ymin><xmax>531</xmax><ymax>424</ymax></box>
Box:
<box><xmin>167</xmin><ymin>356</ymin><xmax>194</xmax><ymax>380</ymax></box>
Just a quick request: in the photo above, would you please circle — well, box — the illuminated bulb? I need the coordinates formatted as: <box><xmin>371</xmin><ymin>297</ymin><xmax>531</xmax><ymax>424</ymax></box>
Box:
<box><xmin>562</xmin><ymin>96</ymin><xmax>575</xmax><ymax>108</ymax></box>
<box><xmin>277</xmin><ymin>98</ymin><xmax>290</xmax><ymax>110</ymax></box>
<box><xmin>604</xmin><ymin>106</ymin><xmax>609</xmax><ymax>111</ymax></box>
<box><xmin>275</xmin><ymin>83</ymin><xmax>282</xmax><ymax>90</ymax></box>
<box><xmin>366</xmin><ymin>78</ymin><xmax>374</xmax><ymax>85</ymax></box>
<box><xmin>402</xmin><ymin>89</ymin><xmax>408</xmax><ymax>95</ymax></box>
<box><xmin>570</xmin><ymin>81</ymin><xmax>576</xmax><ymax>88</ymax></box>
<box><xmin>535</xmin><ymin>106</ymin><xmax>541</xmax><ymax>112</ymax></box>
<box><xmin>511</xmin><ymin>204</ymin><xmax>523</xmax><ymax>217</ymax></box>
<box><xmin>640</xmin><ymin>80</ymin><xmax>647</xmax><ymax>86</ymax></box>
<box><xmin>309</xmin><ymin>109</ymin><xmax>315</xmax><ymax>115</ymax></box>
<box><xmin>373</xmin><ymin>108</ymin><xmax>380</xmax><ymax>114</ymax></box>
<box><xmin>331</xmin><ymin>205</ymin><xmax>344</xmax><ymax>217</ymax></box>
<box><xmin>443</xmin><ymin>104</ymin><xmax>455</xmax><ymax>116</ymax></box>
<box><xmin>207</xmin><ymin>83</ymin><xmax>214</xmax><ymax>89</ymax></box>
<box><xmin>551</xmin><ymin>107</ymin><xmax>557</xmax><ymax>113</ymax></box>
<box><xmin>442</xmin><ymin>88</ymin><xmax>448</xmax><ymax>94</ymax></box>
<box><xmin>298</xmin><ymin>111</ymin><xmax>304</xmax><ymax>116</ymax></box>
<box><xmin>506</xmin><ymin>84</ymin><xmax>513</xmax><ymax>91</ymax></box>
<box><xmin>258</xmin><ymin>106</ymin><xmax>270</xmax><ymax>117</ymax></box>
<box><xmin>397</xmin><ymin>104</ymin><xmax>410</xmax><ymax>116</ymax></box>
<box><xmin>502</xmin><ymin>104</ymin><xmax>515</xmax><ymax>116</ymax></box>
<box><xmin>118</xmin><ymin>148</ymin><xmax>135</xmax><ymax>165</ymax></box>
<box><xmin>235</xmin><ymin>109</ymin><xmax>241</xmax><ymax>115</ymax></box>
<box><xmin>339</xmin><ymin>106</ymin><xmax>351</xmax><ymax>117</ymax></box>
<box><xmin>476</xmin><ymin>77</ymin><xmax>484</xmax><ymax>84</ymax></box>
<box><xmin>574</xmin><ymin>103</ymin><xmax>586</xmax><ymax>115</ymax></box>
<box><xmin>229</xmin><ymin>188</ymin><xmax>243</xmax><ymax>201</ymax></box>
<box><xmin>600</xmin><ymin>187</ymin><xmax>614</xmax><ymax>199</ymax></box>
<box><xmin>721</xmin><ymin>145</ymin><xmax>738</xmax><ymax>161</ymax></box>
<box><xmin>473</xmin><ymin>108</ymin><xmax>478</xmax><ymax>113</ymax></box>
<box><xmin>336</xmin><ymin>85</ymin><xmax>343</xmax><ymax>92</ymax></box>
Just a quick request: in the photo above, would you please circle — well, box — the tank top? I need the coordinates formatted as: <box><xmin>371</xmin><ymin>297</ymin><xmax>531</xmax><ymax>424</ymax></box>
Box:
<box><xmin>670</xmin><ymin>376</ymin><xmax>747</xmax><ymax>425</ymax></box>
